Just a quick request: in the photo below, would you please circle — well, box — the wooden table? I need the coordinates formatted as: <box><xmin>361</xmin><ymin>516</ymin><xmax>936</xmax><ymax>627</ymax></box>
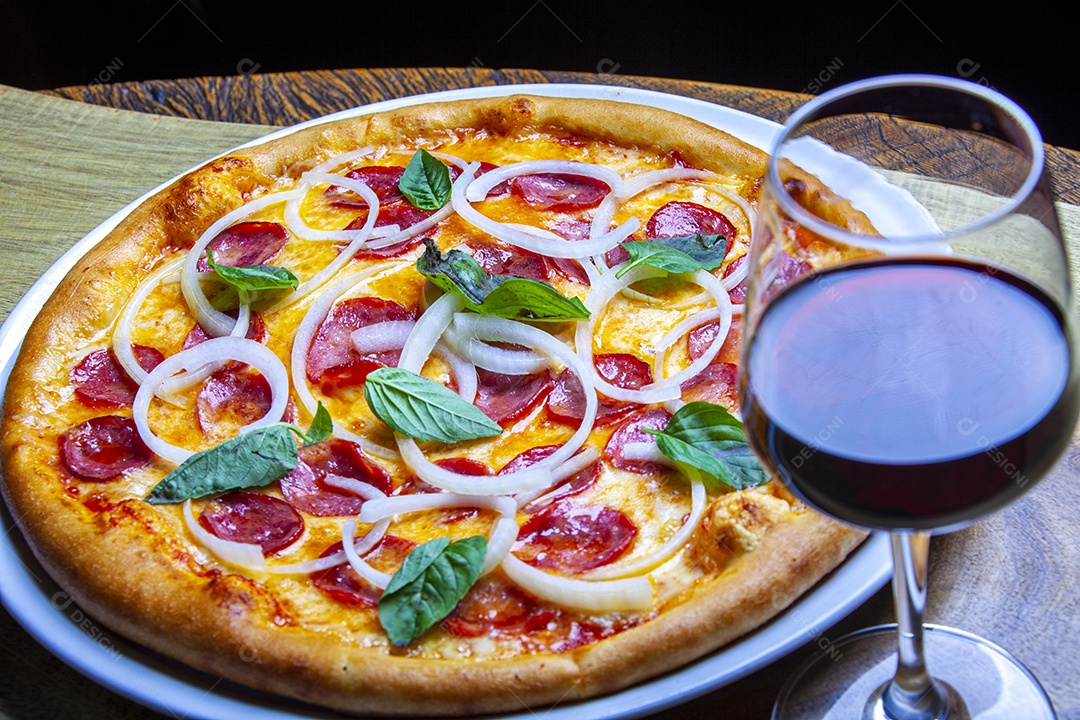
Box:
<box><xmin>2</xmin><ymin>68</ymin><xmax>1079</xmax><ymax>720</ymax></box>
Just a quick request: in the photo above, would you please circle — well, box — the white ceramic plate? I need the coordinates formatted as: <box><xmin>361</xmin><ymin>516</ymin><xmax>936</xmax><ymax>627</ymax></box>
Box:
<box><xmin>0</xmin><ymin>84</ymin><xmax>900</xmax><ymax>720</ymax></box>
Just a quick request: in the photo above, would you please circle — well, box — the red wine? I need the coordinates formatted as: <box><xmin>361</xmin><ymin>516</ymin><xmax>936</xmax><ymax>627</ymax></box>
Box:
<box><xmin>743</xmin><ymin>258</ymin><xmax>1077</xmax><ymax>531</ymax></box>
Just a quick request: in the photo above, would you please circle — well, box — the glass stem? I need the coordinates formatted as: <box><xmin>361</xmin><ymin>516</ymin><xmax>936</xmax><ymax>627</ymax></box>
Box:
<box><xmin>883</xmin><ymin>531</ymin><xmax>948</xmax><ymax>720</ymax></box>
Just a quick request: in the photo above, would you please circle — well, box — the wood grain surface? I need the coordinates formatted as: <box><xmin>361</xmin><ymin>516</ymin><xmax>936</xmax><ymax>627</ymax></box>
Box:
<box><xmin>43</xmin><ymin>67</ymin><xmax>1080</xmax><ymax>207</ymax></box>
<box><xmin>2</xmin><ymin>68</ymin><xmax>1078</xmax><ymax>720</ymax></box>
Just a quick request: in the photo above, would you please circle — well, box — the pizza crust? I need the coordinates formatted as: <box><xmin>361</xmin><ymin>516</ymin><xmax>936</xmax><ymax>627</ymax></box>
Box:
<box><xmin>1</xmin><ymin>95</ymin><xmax>869</xmax><ymax>716</ymax></box>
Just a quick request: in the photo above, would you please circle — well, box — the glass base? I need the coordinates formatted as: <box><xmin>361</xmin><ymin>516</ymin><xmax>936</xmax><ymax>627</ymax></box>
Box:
<box><xmin>772</xmin><ymin>624</ymin><xmax>1056</xmax><ymax>720</ymax></box>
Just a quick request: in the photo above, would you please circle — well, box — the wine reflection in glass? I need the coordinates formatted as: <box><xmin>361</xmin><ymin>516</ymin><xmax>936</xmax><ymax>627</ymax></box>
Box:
<box><xmin>741</xmin><ymin>75</ymin><xmax>1076</xmax><ymax>719</ymax></box>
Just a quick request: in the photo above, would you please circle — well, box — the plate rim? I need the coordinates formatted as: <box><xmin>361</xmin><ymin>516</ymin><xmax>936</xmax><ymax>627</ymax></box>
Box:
<box><xmin>0</xmin><ymin>82</ymin><xmax>893</xmax><ymax>720</ymax></box>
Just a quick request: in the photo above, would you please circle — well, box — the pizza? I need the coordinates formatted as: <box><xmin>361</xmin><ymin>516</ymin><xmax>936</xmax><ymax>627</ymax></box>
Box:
<box><xmin>0</xmin><ymin>95</ymin><xmax>870</xmax><ymax>716</ymax></box>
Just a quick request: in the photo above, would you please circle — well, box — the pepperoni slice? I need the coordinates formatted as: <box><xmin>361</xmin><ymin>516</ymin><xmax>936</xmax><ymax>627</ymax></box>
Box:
<box><xmin>513</xmin><ymin>503</ymin><xmax>637</xmax><ymax>573</ymax></box>
<box><xmin>471</xmin><ymin>242</ymin><xmax>551</xmax><ymax>281</ymax></box>
<box><xmin>723</xmin><ymin>255</ymin><xmax>749</xmax><ymax>304</ymax></box>
<box><xmin>759</xmin><ymin>251</ymin><xmax>814</xmax><ymax>304</ymax></box>
<box><xmin>442</xmin><ymin>576</ymin><xmax>547</xmax><ymax>637</ymax></box>
<box><xmin>280</xmin><ymin>438</ymin><xmax>393</xmax><ymax>516</ymax></box>
<box><xmin>198</xmin><ymin>492</ymin><xmax>303</xmax><ymax>554</ymax></box>
<box><xmin>544</xmin><ymin>369</ymin><xmax>638</xmax><ymax>429</ymax></box>
<box><xmin>595</xmin><ymin>353</ymin><xmax>652</xmax><ymax>390</ymax></box>
<box><xmin>306</xmin><ymin>296</ymin><xmax>414</xmax><ymax>391</ymax></box>
<box><xmin>511</xmin><ymin>174</ymin><xmax>609</xmax><ymax>211</ymax></box>
<box><xmin>681</xmin><ymin>361</ymin><xmax>739</xmax><ymax>409</ymax></box>
<box><xmin>434</xmin><ymin>457</ymin><xmax>493</xmax><ymax>476</ymax></box>
<box><xmin>777</xmin><ymin>251</ymin><xmax>813</xmax><ymax>285</ymax></box>
<box><xmin>603</xmin><ymin>408</ymin><xmax>673</xmax><ymax>474</ymax></box>
<box><xmin>195</xmin><ymin>222</ymin><xmax>288</xmax><ymax>271</ymax></box>
<box><xmin>60</xmin><ymin>416</ymin><xmax>151</xmax><ymax>481</ymax></box>
<box><xmin>71</xmin><ymin>346</ymin><xmax>164</xmax><ymax>408</ymax></box>
<box><xmin>474</xmin><ymin>368</ymin><xmax>555</xmax><ymax>428</ymax></box>
<box><xmin>604</xmin><ymin>243</ymin><xmax>631</xmax><ymax>268</ymax></box>
<box><xmin>346</xmin><ymin>202</ymin><xmax>432</xmax><ymax>233</ymax></box>
<box><xmin>500</xmin><ymin>445</ymin><xmax>600</xmax><ymax>507</ymax></box>
<box><xmin>645</xmin><ymin>201</ymin><xmax>736</xmax><ymax>243</ymax></box>
<box><xmin>688</xmin><ymin>316</ymin><xmax>742</xmax><ymax>364</ymax></box>
<box><xmin>325</xmin><ymin>163</ymin><xmax>462</xmax><ymax>208</ymax></box>
<box><xmin>196</xmin><ymin>365</ymin><xmax>273</xmax><ymax>440</ymax></box>
<box><xmin>324</xmin><ymin>166</ymin><xmax>407</xmax><ymax>208</ymax></box>
<box><xmin>183</xmin><ymin>313</ymin><xmax>266</xmax><ymax>349</ymax></box>
<box><xmin>311</xmin><ymin>535</ymin><xmax>416</xmax><ymax>606</ymax></box>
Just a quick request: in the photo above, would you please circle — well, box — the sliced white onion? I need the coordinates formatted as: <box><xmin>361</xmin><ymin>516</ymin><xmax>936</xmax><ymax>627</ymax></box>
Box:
<box><xmin>515</xmin><ymin>446</ymin><xmax>601</xmax><ymax>510</ymax></box>
<box><xmin>283</xmin><ymin>171</ymin><xmax>382</xmax><ymax>243</ymax></box>
<box><xmin>272</xmin><ymin>177</ymin><xmax>381</xmax><ymax>310</ymax></box>
<box><xmin>503</xmin><ymin>223</ymin><xmax>602</xmax><ymax>286</ymax></box>
<box><xmin>397</xmin><ymin>312</ymin><xmax>597</xmax><ymax>496</ymax></box>
<box><xmin>263</xmin><ymin>474</ymin><xmax>389</xmax><ymax>575</ymax></box>
<box><xmin>322</xmin><ymin>473</ymin><xmax>390</xmax><ymax>502</ymax></box>
<box><xmin>432</xmin><ymin>342</ymin><xmax>477</xmax><ymax>403</ymax></box>
<box><xmin>722</xmin><ymin>253</ymin><xmax>750</xmax><ymax>291</ymax></box>
<box><xmin>113</xmin><ymin>257</ymin><xmax>183</xmax><ymax>384</ymax></box>
<box><xmin>649</xmin><ymin>270</ymin><xmax>734</xmax><ymax>390</ymax></box>
<box><xmin>359</xmin><ymin>494</ymin><xmax>518</xmax><ymax>575</ymax></box>
<box><xmin>500</xmin><ymin>553</ymin><xmax>652</xmax><ymax>612</ymax></box>
<box><xmin>342</xmin><ymin>519</ymin><xmax>393</xmax><ymax>589</ymax></box>
<box><xmin>590</xmin><ymin>168</ymin><xmax>716</xmax><ymax>249</ymax></box>
<box><xmin>182</xmin><ymin>499</ymin><xmax>265</xmax><ymax>570</ymax></box>
<box><xmin>289</xmin><ymin>264</ymin><xmax>405</xmax><ymax>461</ymax></box>
<box><xmin>350</xmin><ymin>320</ymin><xmax>417</xmax><ymax>354</ymax></box>
<box><xmin>133</xmin><ymin>337</ymin><xmax>289</xmax><ymax>465</ymax></box>
<box><xmin>619</xmin><ymin>441</ymin><xmax>672</xmax><ymax>466</ymax></box>
<box><xmin>583</xmin><ymin>479</ymin><xmax>706</xmax><ymax>580</ymax></box>
<box><xmin>574</xmin><ymin>265</ymin><xmax>681</xmax><ymax>403</ymax></box>
<box><xmin>452</xmin><ymin>167</ymin><xmax>638</xmax><ymax>258</ymax></box>
<box><xmin>465</xmin><ymin>160</ymin><xmax>624</xmax><ymax>202</ymax></box>
<box><xmin>360</xmin><ymin>161</ymin><xmax>479</xmax><ymax>254</ymax></box>
<box><xmin>155</xmin><ymin>302</ymin><xmax>252</xmax><ymax>405</ymax></box>
<box><xmin>444</xmin><ymin>315</ymin><xmax>549</xmax><ymax>375</ymax></box>
<box><xmin>181</xmin><ymin>189</ymin><xmax>303</xmax><ymax>338</ymax></box>
<box><xmin>304</xmin><ymin>146</ymin><xmax>377</xmax><ymax>177</ymax></box>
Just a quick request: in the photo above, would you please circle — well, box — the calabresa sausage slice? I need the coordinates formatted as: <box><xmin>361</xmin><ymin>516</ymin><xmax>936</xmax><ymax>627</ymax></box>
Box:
<box><xmin>61</xmin><ymin>415</ymin><xmax>151</xmax><ymax>481</ymax></box>
<box><xmin>311</xmin><ymin>535</ymin><xmax>416</xmax><ymax>606</ymax></box>
<box><xmin>280</xmin><ymin>439</ymin><xmax>393</xmax><ymax>517</ymax></box>
<box><xmin>198</xmin><ymin>491</ymin><xmax>303</xmax><ymax>554</ymax></box>
<box><xmin>513</xmin><ymin>503</ymin><xmax>637</xmax><ymax>573</ymax></box>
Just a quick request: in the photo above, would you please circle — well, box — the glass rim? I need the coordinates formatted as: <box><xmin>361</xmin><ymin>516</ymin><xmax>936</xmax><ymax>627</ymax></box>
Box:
<box><xmin>766</xmin><ymin>74</ymin><xmax>1047</xmax><ymax>252</ymax></box>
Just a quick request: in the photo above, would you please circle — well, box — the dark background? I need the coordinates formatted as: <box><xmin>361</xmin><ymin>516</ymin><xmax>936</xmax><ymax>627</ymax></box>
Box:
<box><xmin>2</xmin><ymin>1</ymin><xmax>1076</xmax><ymax>149</ymax></box>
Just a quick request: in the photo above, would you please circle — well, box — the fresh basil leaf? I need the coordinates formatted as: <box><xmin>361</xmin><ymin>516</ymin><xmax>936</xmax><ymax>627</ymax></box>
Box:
<box><xmin>146</xmin><ymin>425</ymin><xmax>300</xmax><ymax>503</ymax></box>
<box><xmin>364</xmin><ymin>366</ymin><xmax>502</xmax><ymax>443</ymax></box>
<box><xmin>645</xmin><ymin>401</ymin><xmax>769</xmax><ymax>490</ymax></box>
<box><xmin>302</xmin><ymin>402</ymin><xmax>333</xmax><ymax>445</ymax></box>
<box><xmin>398</xmin><ymin>149</ymin><xmax>453</xmax><ymax>210</ymax></box>
<box><xmin>146</xmin><ymin>403</ymin><xmax>335</xmax><ymax>503</ymax></box>
<box><xmin>206</xmin><ymin>250</ymin><xmax>298</xmax><ymax>294</ymax></box>
<box><xmin>615</xmin><ymin>234</ymin><xmax>727</xmax><ymax>278</ymax></box>
<box><xmin>378</xmin><ymin>535</ymin><xmax>487</xmax><ymax>647</ymax></box>
<box><xmin>416</xmin><ymin>238</ymin><xmax>589</xmax><ymax>322</ymax></box>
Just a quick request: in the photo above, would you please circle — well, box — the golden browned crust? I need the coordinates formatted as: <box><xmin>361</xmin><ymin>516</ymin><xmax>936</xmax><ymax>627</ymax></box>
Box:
<box><xmin>1</xmin><ymin>95</ymin><xmax>867</xmax><ymax>716</ymax></box>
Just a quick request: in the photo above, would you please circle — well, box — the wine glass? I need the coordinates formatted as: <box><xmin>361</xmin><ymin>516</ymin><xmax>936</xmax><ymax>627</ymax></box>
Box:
<box><xmin>741</xmin><ymin>75</ymin><xmax>1077</xmax><ymax>719</ymax></box>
